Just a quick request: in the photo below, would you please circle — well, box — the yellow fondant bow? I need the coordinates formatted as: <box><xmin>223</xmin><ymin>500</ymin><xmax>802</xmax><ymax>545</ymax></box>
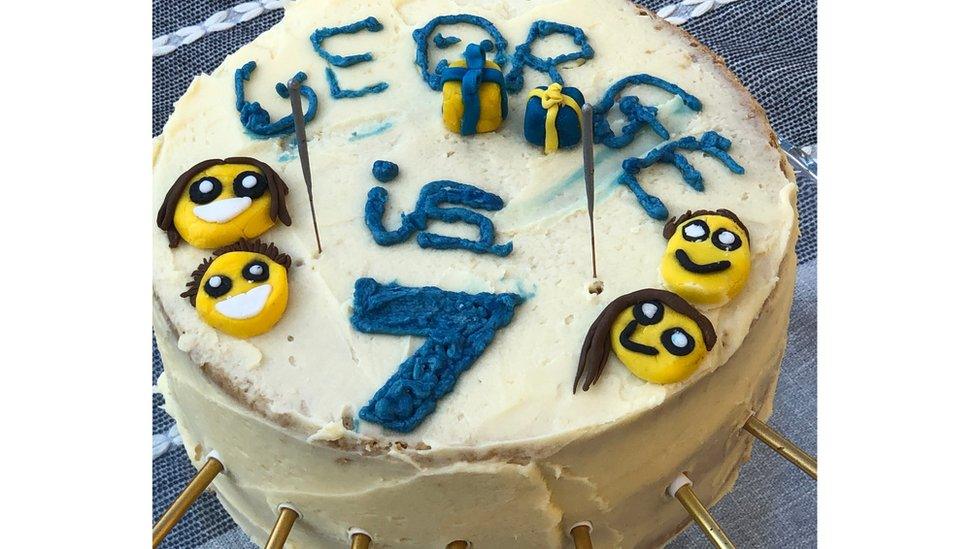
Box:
<box><xmin>529</xmin><ymin>83</ymin><xmax>583</xmax><ymax>154</ymax></box>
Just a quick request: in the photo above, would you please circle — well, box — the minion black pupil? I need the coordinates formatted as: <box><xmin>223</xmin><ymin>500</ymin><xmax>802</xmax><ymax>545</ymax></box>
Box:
<box><xmin>712</xmin><ymin>229</ymin><xmax>742</xmax><ymax>251</ymax></box>
<box><xmin>189</xmin><ymin>177</ymin><xmax>222</xmax><ymax>204</ymax></box>
<box><xmin>633</xmin><ymin>300</ymin><xmax>664</xmax><ymax>325</ymax></box>
<box><xmin>234</xmin><ymin>171</ymin><xmax>267</xmax><ymax>199</ymax></box>
<box><xmin>243</xmin><ymin>260</ymin><xmax>270</xmax><ymax>282</ymax></box>
<box><xmin>661</xmin><ymin>327</ymin><xmax>695</xmax><ymax>356</ymax></box>
<box><xmin>682</xmin><ymin>220</ymin><xmax>709</xmax><ymax>242</ymax></box>
<box><xmin>203</xmin><ymin>275</ymin><xmax>232</xmax><ymax>298</ymax></box>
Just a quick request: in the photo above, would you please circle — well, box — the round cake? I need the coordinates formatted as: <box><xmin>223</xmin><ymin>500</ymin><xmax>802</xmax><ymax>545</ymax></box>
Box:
<box><xmin>152</xmin><ymin>0</ymin><xmax>798</xmax><ymax>546</ymax></box>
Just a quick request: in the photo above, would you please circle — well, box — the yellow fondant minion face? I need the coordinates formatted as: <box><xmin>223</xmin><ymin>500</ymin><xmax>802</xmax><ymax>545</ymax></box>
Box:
<box><xmin>660</xmin><ymin>209</ymin><xmax>751</xmax><ymax>306</ymax></box>
<box><xmin>182</xmin><ymin>240</ymin><xmax>291</xmax><ymax>339</ymax></box>
<box><xmin>157</xmin><ymin>157</ymin><xmax>291</xmax><ymax>249</ymax></box>
<box><xmin>574</xmin><ymin>289</ymin><xmax>716</xmax><ymax>392</ymax></box>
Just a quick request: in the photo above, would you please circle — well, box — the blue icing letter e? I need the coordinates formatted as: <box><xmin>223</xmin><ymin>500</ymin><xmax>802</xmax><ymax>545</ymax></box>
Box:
<box><xmin>310</xmin><ymin>16</ymin><xmax>389</xmax><ymax>99</ymax></box>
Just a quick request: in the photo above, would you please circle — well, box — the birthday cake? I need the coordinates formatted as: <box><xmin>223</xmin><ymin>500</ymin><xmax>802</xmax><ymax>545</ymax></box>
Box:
<box><xmin>152</xmin><ymin>0</ymin><xmax>798</xmax><ymax>546</ymax></box>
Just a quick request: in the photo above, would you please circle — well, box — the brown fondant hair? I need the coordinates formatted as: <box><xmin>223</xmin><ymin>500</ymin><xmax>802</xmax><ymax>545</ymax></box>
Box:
<box><xmin>663</xmin><ymin>209</ymin><xmax>750</xmax><ymax>242</ymax></box>
<box><xmin>181</xmin><ymin>240</ymin><xmax>292</xmax><ymax>306</ymax></box>
<box><xmin>156</xmin><ymin>157</ymin><xmax>292</xmax><ymax>248</ymax></box>
<box><xmin>573</xmin><ymin>288</ymin><xmax>717</xmax><ymax>393</ymax></box>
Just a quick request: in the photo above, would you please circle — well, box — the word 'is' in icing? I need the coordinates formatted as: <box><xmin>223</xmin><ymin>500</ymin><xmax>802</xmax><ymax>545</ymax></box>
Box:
<box><xmin>352</xmin><ymin>277</ymin><xmax>524</xmax><ymax>432</ymax></box>
<box><xmin>365</xmin><ymin>180</ymin><xmax>513</xmax><ymax>257</ymax></box>
<box><xmin>157</xmin><ymin>157</ymin><xmax>291</xmax><ymax>249</ymax></box>
<box><xmin>310</xmin><ymin>16</ymin><xmax>389</xmax><ymax>99</ymax></box>
<box><xmin>661</xmin><ymin>209</ymin><xmax>751</xmax><ymax>306</ymax></box>
<box><xmin>574</xmin><ymin>288</ymin><xmax>716</xmax><ymax>390</ymax></box>
<box><xmin>371</xmin><ymin>160</ymin><xmax>399</xmax><ymax>183</ymax></box>
<box><xmin>181</xmin><ymin>240</ymin><xmax>292</xmax><ymax>339</ymax></box>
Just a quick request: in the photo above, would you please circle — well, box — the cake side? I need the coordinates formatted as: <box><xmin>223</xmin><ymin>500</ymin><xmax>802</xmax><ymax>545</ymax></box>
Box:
<box><xmin>156</xmin><ymin>243</ymin><xmax>795</xmax><ymax>547</ymax></box>
<box><xmin>152</xmin><ymin>0</ymin><xmax>798</xmax><ymax>449</ymax></box>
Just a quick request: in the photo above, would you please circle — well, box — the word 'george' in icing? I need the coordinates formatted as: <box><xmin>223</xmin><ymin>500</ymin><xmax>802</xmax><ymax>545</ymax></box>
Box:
<box><xmin>352</xmin><ymin>277</ymin><xmax>524</xmax><ymax>432</ymax></box>
<box><xmin>617</xmin><ymin>131</ymin><xmax>745</xmax><ymax>220</ymax></box>
<box><xmin>505</xmin><ymin>20</ymin><xmax>593</xmax><ymax>92</ymax></box>
<box><xmin>310</xmin><ymin>16</ymin><xmax>390</xmax><ymax>99</ymax></box>
<box><xmin>234</xmin><ymin>62</ymin><xmax>318</xmax><ymax>137</ymax></box>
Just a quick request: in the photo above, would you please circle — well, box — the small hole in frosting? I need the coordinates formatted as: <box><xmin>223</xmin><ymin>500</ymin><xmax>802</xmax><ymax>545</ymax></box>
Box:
<box><xmin>588</xmin><ymin>280</ymin><xmax>604</xmax><ymax>295</ymax></box>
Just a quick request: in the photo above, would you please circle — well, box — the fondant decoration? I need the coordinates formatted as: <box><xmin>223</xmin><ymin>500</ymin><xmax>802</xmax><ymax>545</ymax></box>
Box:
<box><xmin>505</xmin><ymin>21</ymin><xmax>594</xmax><ymax>92</ymax></box>
<box><xmin>441</xmin><ymin>42</ymin><xmax>509</xmax><ymax>135</ymax></box>
<box><xmin>524</xmin><ymin>83</ymin><xmax>584</xmax><ymax>154</ymax></box>
<box><xmin>371</xmin><ymin>160</ymin><xmax>399</xmax><ymax>183</ymax></box>
<box><xmin>181</xmin><ymin>240</ymin><xmax>291</xmax><ymax>339</ymax></box>
<box><xmin>591</xmin><ymin>74</ymin><xmax>701</xmax><ymax>149</ymax></box>
<box><xmin>157</xmin><ymin>157</ymin><xmax>292</xmax><ymax>249</ymax></box>
<box><xmin>310</xmin><ymin>17</ymin><xmax>390</xmax><ymax>99</ymax></box>
<box><xmin>413</xmin><ymin>14</ymin><xmax>508</xmax><ymax>91</ymax></box>
<box><xmin>574</xmin><ymin>288</ymin><xmax>716</xmax><ymax>391</ymax></box>
<box><xmin>617</xmin><ymin>131</ymin><xmax>744</xmax><ymax>220</ymax></box>
<box><xmin>234</xmin><ymin>62</ymin><xmax>318</xmax><ymax>137</ymax></box>
<box><xmin>352</xmin><ymin>277</ymin><xmax>524</xmax><ymax>432</ymax></box>
<box><xmin>364</xmin><ymin>180</ymin><xmax>513</xmax><ymax>257</ymax></box>
<box><xmin>661</xmin><ymin>209</ymin><xmax>751</xmax><ymax>305</ymax></box>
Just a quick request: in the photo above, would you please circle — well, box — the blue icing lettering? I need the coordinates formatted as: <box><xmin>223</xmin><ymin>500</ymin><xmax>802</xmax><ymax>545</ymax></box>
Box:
<box><xmin>349</xmin><ymin>120</ymin><xmax>394</xmax><ymax>141</ymax></box>
<box><xmin>372</xmin><ymin>160</ymin><xmax>399</xmax><ymax>182</ymax></box>
<box><xmin>234</xmin><ymin>62</ymin><xmax>318</xmax><ymax>138</ymax></box>
<box><xmin>433</xmin><ymin>33</ymin><xmax>461</xmax><ymax>48</ymax></box>
<box><xmin>413</xmin><ymin>14</ymin><xmax>509</xmax><ymax>90</ymax></box>
<box><xmin>364</xmin><ymin>180</ymin><xmax>513</xmax><ymax>257</ymax></box>
<box><xmin>505</xmin><ymin>20</ymin><xmax>594</xmax><ymax>92</ymax></box>
<box><xmin>352</xmin><ymin>277</ymin><xmax>524</xmax><ymax>433</ymax></box>
<box><xmin>310</xmin><ymin>16</ymin><xmax>389</xmax><ymax>99</ymax></box>
<box><xmin>592</xmin><ymin>74</ymin><xmax>701</xmax><ymax>149</ymax></box>
<box><xmin>618</xmin><ymin>131</ymin><xmax>744</xmax><ymax>220</ymax></box>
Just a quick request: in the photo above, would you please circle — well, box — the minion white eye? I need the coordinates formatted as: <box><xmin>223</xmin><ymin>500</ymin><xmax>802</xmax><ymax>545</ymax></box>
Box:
<box><xmin>681</xmin><ymin>220</ymin><xmax>709</xmax><ymax>242</ymax></box>
<box><xmin>249</xmin><ymin>264</ymin><xmax>263</xmax><ymax>276</ymax></box>
<box><xmin>241</xmin><ymin>174</ymin><xmax>258</xmax><ymax>189</ymax></box>
<box><xmin>718</xmin><ymin>231</ymin><xmax>735</xmax><ymax>245</ymax></box>
<box><xmin>198</xmin><ymin>180</ymin><xmax>214</xmax><ymax>194</ymax></box>
<box><xmin>670</xmin><ymin>331</ymin><xmax>689</xmax><ymax>348</ymax></box>
<box><xmin>641</xmin><ymin>303</ymin><xmax>659</xmax><ymax>319</ymax></box>
<box><xmin>208</xmin><ymin>276</ymin><xmax>222</xmax><ymax>288</ymax></box>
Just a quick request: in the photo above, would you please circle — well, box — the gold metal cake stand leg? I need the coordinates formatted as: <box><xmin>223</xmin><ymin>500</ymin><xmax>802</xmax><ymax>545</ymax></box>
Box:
<box><xmin>743</xmin><ymin>415</ymin><xmax>818</xmax><ymax>480</ymax></box>
<box><xmin>351</xmin><ymin>532</ymin><xmax>372</xmax><ymax>549</ymax></box>
<box><xmin>570</xmin><ymin>522</ymin><xmax>594</xmax><ymax>549</ymax></box>
<box><xmin>673</xmin><ymin>484</ymin><xmax>735</xmax><ymax>549</ymax></box>
<box><xmin>152</xmin><ymin>456</ymin><xmax>224</xmax><ymax>548</ymax></box>
<box><xmin>265</xmin><ymin>506</ymin><xmax>300</xmax><ymax>549</ymax></box>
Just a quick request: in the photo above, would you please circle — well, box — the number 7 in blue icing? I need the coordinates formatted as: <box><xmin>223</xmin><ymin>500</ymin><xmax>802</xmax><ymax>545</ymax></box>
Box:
<box><xmin>352</xmin><ymin>278</ymin><xmax>525</xmax><ymax>433</ymax></box>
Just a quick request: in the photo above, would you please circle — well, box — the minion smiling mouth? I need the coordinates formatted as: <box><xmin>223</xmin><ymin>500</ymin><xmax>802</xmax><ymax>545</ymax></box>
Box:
<box><xmin>674</xmin><ymin>249</ymin><xmax>731</xmax><ymax>274</ymax></box>
<box><xmin>193</xmin><ymin>197</ymin><xmax>253</xmax><ymax>223</ymax></box>
<box><xmin>214</xmin><ymin>284</ymin><xmax>273</xmax><ymax>319</ymax></box>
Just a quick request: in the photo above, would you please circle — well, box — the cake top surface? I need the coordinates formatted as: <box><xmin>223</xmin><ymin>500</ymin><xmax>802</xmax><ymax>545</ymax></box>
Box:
<box><xmin>153</xmin><ymin>0</ymin><xmax>796</xmax><ymax>449</ymax></box>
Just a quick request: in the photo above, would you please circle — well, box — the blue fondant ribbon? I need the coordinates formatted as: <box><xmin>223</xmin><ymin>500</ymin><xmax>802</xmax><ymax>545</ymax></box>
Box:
<box><xmin>352</xmin><ymin>278</ymin><xmax>524</xmax><ymax>433</ymax></box>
